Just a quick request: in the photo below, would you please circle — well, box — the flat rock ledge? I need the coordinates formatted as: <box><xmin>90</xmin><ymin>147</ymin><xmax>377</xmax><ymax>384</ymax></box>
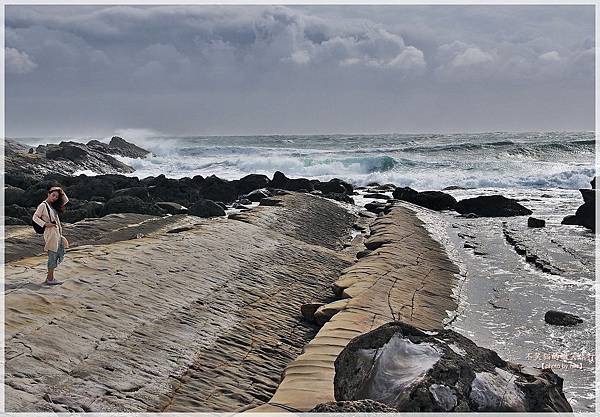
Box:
<box><xmin>250</xmin><ymin>205</ymin><xmax>461</xmax><ymax>412</ymax></box>
<box><xmin>4</xmin><ymin>193</ymin><xmax>356</xmax><ymax>412</ymax></box>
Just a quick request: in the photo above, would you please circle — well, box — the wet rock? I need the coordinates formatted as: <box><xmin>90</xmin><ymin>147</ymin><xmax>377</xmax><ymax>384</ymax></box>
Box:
<box><xmin>5</xmin><ymin>204</ymin><xmax>32</xmax><ymax>221</ymax></box>
<box><xmin>310</xmin><ymin>399</ymin><xmax>397</xmax><ymax>412</ymax></box>
<box><xmin>561</xmin><ymin>180</ymin><xmax>596</xmax><ymax>231</ymax></box>
<box><xmin>363</xmin><ymin>193</ymin><xmax>391</xmax><ymax>200</ymax></box>
<box><xmin>364</xmin><ymin>201</ymin><xmax>387</xmax><ymax>214</ymax></box>
<box><xmin>198</xmin><ymin>175</ymin><xmax>239</xmax><ymax>203</ymax></box>
<box><xmin>236</xmin><ymin>174</ymin><xmax>271</xmax><ymax>195</ymax></box>
<box><xmin>334</xmin><ymin>321</ymin><xmax>572</xmax><ymax>412</ymax></box>
<box><xmin>561</xmin><ymin>215</ymin><xmax>579</xmax><ymax>225</ymax></box>
<box><xmin>322</xmin><ymin>192</ymin><xmax>354</xmax><ymax>204</ymax></box>
<box><xmin>271</xmin><ymin>171</ymin><xmax>314</xmax><ymax>192</ymax></box>
<box><xmin>5</xmin><ymin>216</ymin><xmax>27</xmax><ymax>225</ymax></box>
<box><xmin>188</xmin><ymin>199</ymin><xmax>226</xmax><ymax>218</ymax></box>
<box><xmin>5</xmin><ymin>173</ymin><xmax>37</xmax><ymax>189</ymax></box>
<box><xmin>155</xmin><ymin>202</ymin><xmax>188</xmax><ymax>215</ymax></box>
<box><xmin>5</xmin><ymin>185</ymin><xmax>25</xmax><ymax>205</ymax></box>
<box><xmin>527</xmin><ymin>217</ymin><xmax>546</xmax><ymax>228</ymax></box>
<box><xmin>460</xmin><ymin>213</ymin><xmax>478</xmax><ymax>219</ymax></box>
<box><xmin>244</xmin><ymin>189</ymin><xmax>271</xmax><ymax>202</ymax></box>
<box><xmin>102</xmin><ymin>196</ymin><xmax>162</xmax><ymax>217</ymax></box>
<box><xmin>259</xmin><ymin>198</ymin><xmax>283</xmax><ymax>207</ymax></box>
<box><xmin>544</xmin><ymin>310</ymin><xmax>583</xmax><ymax>326</ymax></box>
<box><xmin>112</xmin><ymin>187</ymin><xmax>151</xmax><ymax>201</ymax></box>
<box><xmin>61</xmin><ymin>200</ymin><xmax>104</xmax><ymax>223</ymax></box>
<box><xmin>455</xmin><ymin>195</ymin><xmax>532</xmax><ymax>217</ymax></box>
<box><xmin>107</xmin><ymin>136</ymin><xmax>151</xmax><ymax>158</ymax></box>
<box><xmin>442</xmin><ymin>185</ymin><xmax>466</xmax><ymax>190</ymax></box>
<box><xmin>393</xmin><ymin>187</ymin><xmax>457</xmax><ymax>211</ymax></box>
<box><xmin>237</xmin><ymin>198</ymin><xmax>252</xmax><ymax>205</ymax></box>
<box><xmin>315</xmin><ymin>178</ymin><xmax>354</xmax><ymax>195</ymax></box>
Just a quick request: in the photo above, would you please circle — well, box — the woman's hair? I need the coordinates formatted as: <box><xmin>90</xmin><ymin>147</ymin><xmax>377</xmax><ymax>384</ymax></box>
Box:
<box><xmin>47</xmin><ymin>185</ymin><xmax>67</xmax><ymax>213</ymax></box>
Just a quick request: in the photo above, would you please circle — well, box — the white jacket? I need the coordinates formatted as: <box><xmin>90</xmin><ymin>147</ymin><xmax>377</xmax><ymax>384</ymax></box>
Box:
<box><xmin>32</xmin><ymin>200</ymin><xmax>68</xmax><ymax>252</ymax></box>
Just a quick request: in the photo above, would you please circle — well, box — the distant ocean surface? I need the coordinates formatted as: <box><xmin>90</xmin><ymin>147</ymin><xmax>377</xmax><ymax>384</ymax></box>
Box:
<box><xmin>103</xmin><ymin>131</ymin><xmax>596</xmax><ymax>189</ymax></box>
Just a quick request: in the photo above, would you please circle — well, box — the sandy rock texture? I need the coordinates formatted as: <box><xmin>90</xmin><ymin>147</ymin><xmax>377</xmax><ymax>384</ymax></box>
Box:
<box><xmin>251</xmin><ymin>205</ymin><xmax>461</xmax><ymax>412</ymax></box>
<box><xmin>4</xmin><ymin>193</ymin><xmax>356</xmax><ymax>412</ymax></box>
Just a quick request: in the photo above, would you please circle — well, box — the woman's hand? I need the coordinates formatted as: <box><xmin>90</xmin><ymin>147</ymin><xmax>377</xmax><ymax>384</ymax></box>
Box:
<box><xmin>62</xmin><ymin>237</ymin><xmax>69</xmax><ymax>248</ymax></box>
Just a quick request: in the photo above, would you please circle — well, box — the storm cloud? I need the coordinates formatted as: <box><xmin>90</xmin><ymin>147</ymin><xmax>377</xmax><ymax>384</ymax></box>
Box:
<box><xmin>5</xmin><ymin>5</ymin><xmax>595</xmax><ymax>137</ymax></box>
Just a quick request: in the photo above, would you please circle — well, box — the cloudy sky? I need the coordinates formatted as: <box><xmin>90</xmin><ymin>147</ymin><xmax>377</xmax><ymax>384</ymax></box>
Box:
<box><xmin>5</xmin><ymin>5</ymin><xmax>595</xmax><ymax>138</ymax></box>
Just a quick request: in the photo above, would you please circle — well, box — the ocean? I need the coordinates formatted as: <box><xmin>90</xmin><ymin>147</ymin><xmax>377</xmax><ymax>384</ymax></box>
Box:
<box><xmin>104</xmin><ymin>131</ymin><xmax>595</xmax><ymax>190</ymax></box>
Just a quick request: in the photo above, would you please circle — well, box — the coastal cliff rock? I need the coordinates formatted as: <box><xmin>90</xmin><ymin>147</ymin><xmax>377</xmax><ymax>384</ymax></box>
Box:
<box><xmin>455</xmin><ymin>195</ymin><xmax>532</xmax><ymax>217</ymax></box>
<box><xmin>4</xmin><ymin>137</ymin><xmax>148</xmax><ymax>181</ymax></box>
<box><xmin>332</xmin><ymin>321</ymin><xmax>572</xmax><ymax>412</ymax></box>
<box><xmin>392</xmin><ymin>187</ymin><xmax>457</xmax><ymax>211</ymax></box>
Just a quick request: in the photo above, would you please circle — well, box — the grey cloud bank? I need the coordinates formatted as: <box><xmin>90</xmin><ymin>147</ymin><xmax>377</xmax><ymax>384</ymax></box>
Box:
<box><xmin>5</xmin><ymin>5</ymin><xmax>595</xmax><ymax>138</ymax></box>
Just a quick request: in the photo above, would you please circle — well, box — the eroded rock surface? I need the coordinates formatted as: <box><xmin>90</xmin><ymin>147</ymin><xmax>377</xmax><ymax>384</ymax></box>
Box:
<box><xmin>333</xmin><ymin>321</ymin><xmax>572</xmax><ymax>412</ymax></box>
<box><xmin>4</xmin><ymin>193</ymin><xmax>355</xmax><ymax>412</ymax></box>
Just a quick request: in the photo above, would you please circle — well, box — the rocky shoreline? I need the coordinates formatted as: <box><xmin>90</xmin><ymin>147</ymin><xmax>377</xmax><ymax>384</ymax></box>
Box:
<box><xmin>3</xmin><ymin>136</ymin><xmax>585</xmax><ymax>412</ymax></box>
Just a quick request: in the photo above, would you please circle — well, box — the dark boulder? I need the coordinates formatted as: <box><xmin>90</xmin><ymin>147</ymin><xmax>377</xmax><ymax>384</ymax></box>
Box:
<box><xmin>20</xmin><ymin>180</ymin><xmax>64</xmax><ymax>208</ymax></box>
<box><xmin>363</xmin><ymin>193</ymin><xmax>391</xmax><ymax>200</ymax></box>
<box><xmin>107</xmin><ymin>136</ymin><xmax>150</xmax><ymax>158</ymax></box>
<box><xmin>245</xmin><ymin>189</ymin><xmax>271</xmax><ymax>202</ymax></box>
<box><xmin>393</xmin><ymin>187</ymin><xmax>457</xmax><ymax>211</ymax></box>
<box><xmin>545</xmin><ymin>310</ymin><xmax>583</xmax><ymax>326</ymax></box>
<box><xmin>5</xmin><ymin>173</ymin><xmax>37</xmax><ymax>189</ymax></box>
<box><xmin>5</xmin><ymin>216</ymin><xmax>27</xmax><ymax>225</ymax></box>
<box><xmin>45</xmin><ymin>142</ymin><xmax>88</xmax><ymax>162</ymax></box>
<box><xmin>574</xmin><ymin>203</ymin><xmax>595</xmax><ymax>231</ymax></box>
<box><xmin>61</xmin><ymin>200</ymin><xmax>104</xmax><ymax>223</ymax></box>
<box><xmin>580</xmin><ymin>189</ymin><xmax>595</xmax><ymax>205</ymax></box>
<box><xmin>236</xmin><ymin>174</ymin><xmax>271</xmax><ymax>195</ymax></box>
<box><xmin>271</xmin><ymin>171</ymin><xmax>314</xmax><ymax>192</ymax></box>
<box><xmin>154</xmin><ymin>202</ymin><xmax>188</xmax><ymax>215</ymax></box>
<box><xmin>455</xmin><ymin>195</ymin><xmax>532</xmax><ymax>217</ymax></box>
<box><xmin>188</xmin><ymin>199</ymin><xmax>226</xmax><ymax>218</ymax></box>
<box><xmin>442</xmin><ymin>185</ymin><xmax>467</xmax><ymax>191</ymax></box>
<box><xmin>323</xmin><ymin>192</ymin><xmax>355</xmax><ymax>204</ymax></box>
<box><xmin>561</xmin><ymin>215</ymin><xmax>579</xmax><ymax>225</ymax></box>
<box><xmin>364</xmin><ymin>201</ymin><xmax>387</xmax><ymax>214</ymax></box>
<box><xmin>66</xmin><ymin>177</ymin><xmax>116</xmax><ymax>201</ymax></box>
<box><xmin>198</xmin><ymin>175</ymin><xmax>239</xmax><ymax>203</ymax></box>
<box><xmin>5</xmin><ymin>185</ymin><xmax>25</xmax><ymax>205</ymax></box>
<box><xmin>560</xmin><ymin>179</ymin><xmax>596</xmax><ymax>231</ymax></box>
<box><xmin>315</xmin><ymin>178</ymin><xmax>354</xmax><ymax>195</ymax></box>
<box><xmin>334</xmin><ymin>321</ymin><xmax>572</xmax><ymax>412</ymax></box>
<box><xmin>527</xmin><ymin>217</ymin><xmax>546</xmax><ymax>228</ymax></box>
<box><xmin>112</xmin><ymin>186</ymin><xmax>151</xmax><ymax>201</ymax></box>
<box><xmin>5</xmin><ymin>204</ymin><xmax>32</xmax><ymax>220</ymax></box>
<box><xmin>102</xmin><ymin>196</ymin><xmax>162</xmax><ymax>216</ymax></box>
<box><xmin>259</xmin><ymin>198</ymin><xmax>283</xmax><ymax>207</ymax></box>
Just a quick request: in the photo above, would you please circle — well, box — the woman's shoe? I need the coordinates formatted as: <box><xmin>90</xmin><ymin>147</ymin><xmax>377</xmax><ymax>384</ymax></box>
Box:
<box><xmin>44</xmin><ymin>279</ymin><xmax>62</xmax><ymax>286</ymax></box>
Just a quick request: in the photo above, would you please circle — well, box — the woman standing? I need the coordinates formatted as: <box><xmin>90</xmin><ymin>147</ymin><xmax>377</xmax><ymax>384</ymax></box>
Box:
<box><xmin>32</xmin><ymin>186</ymin><xmax>70</xmax><ymax>285</ymax></box>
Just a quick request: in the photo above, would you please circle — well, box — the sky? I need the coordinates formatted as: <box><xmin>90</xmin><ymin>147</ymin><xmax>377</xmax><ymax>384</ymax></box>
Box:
<box><xmin>4</xmin><ymin>5</ymin><xmax>596</xmax><ymax>138</ymax></box>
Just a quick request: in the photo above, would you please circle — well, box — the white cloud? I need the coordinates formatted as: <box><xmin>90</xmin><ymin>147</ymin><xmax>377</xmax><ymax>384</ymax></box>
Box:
<box><xmin>5</xmin><ymin>47</ymin><xmax>37</xmax><ymax>74</ymax></box>
<box><xmin>450</xmin><ymin>46</ymin><xmax>494</xmax><ymax>68</ymax></box>
<box><xmin>539</xmin><ymin>50</ymin><xmax>561</xmax><ymax>62</ymax></box>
